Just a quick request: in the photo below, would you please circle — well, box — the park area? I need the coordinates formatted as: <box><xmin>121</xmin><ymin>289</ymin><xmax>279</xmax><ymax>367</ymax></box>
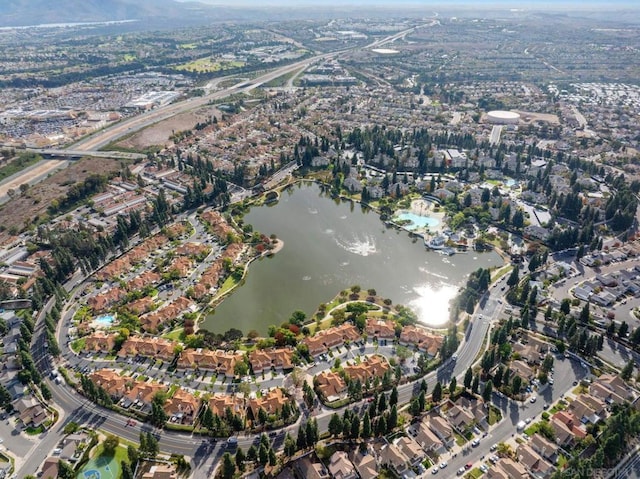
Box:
<box><xmin>175</xmin><ymin>57</ymin><xmax>245</xmax><ymax>73</ymax></box>
<box><xmin>76</xmin><ymin>443</ymin><xmax>127</xmax><ymax>479</ymax></box>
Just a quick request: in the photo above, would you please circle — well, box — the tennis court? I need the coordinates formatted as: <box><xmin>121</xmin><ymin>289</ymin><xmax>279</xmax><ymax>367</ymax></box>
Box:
<box><xmin>77</xmin><ymin>453</ymin><xmax>120</xmax><ymax>479</ymax></box>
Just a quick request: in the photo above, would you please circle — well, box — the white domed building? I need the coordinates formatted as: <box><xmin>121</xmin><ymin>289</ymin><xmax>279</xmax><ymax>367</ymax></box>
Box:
<box><xmin>486</xmin><ymin>110</ymin><xmax>520</xmax><ymax>125</ymax></box>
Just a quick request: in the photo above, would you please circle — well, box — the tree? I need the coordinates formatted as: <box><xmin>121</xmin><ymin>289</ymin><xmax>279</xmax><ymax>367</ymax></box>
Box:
<box><xmin>247</xmin><ymin>445</ymin><xmax>258</xmax><ymax>462</ymax></box>
<box><xmin>542</xmin><ymin>354</ymin><xmax>554</xmax><ymax>374</ymax></box>
<box><xmin>579</xmin><ymin>303</ymin><xmax>590</xmax><ymax>323</ymax></box>
<box><xmin>621</xmin><ymin>359</ymin><xmax>635</xmax><ymax>381</ymax></box>
<box><xmin>618</xmin><ymin>321</ymin><xmax>629</xmax><ymax>339</ymax></box>
<box><xmin>296</xmin><ymin>426</ymin><xmax>307</xmax><ymax>450</ymax></box>
<box><xmin>388</xmin><ymin>405</ymin><xmax>398</xmax><ymax>430</ymax></box>
<box><xmin>449</xmin><ymin>377</ymin><xmax>457</xmax><ymax>395</ymax></box>
<box><xmin>507</xmin><ymin>266</ymin><xmax>520</xmax><ymax>287</ymax></box>
<box><xmin>378</xmin><ymin>393</ymin><xmax>387</xmax><ymax>415</ymax></box>
<box><xmin>222</xmin><ymin>453</ymin><xmax>236</xmax><ymax>479</ymax></box>
<box><xmin>127</xmin><ymin>445</ymin><xmax>139</xmax><ymax>466</ymax></box>
<box><xmin>150</xmin><ymin>392</ymin><xmax>168</xmax><ymax>426</ymax></box>
<box><xmin>63</xmin><ymin>421</ymin><xmax>80</xmax><ymax>435</ymax></box>
<box><xmin>471</xmin><ymin>374</ymin><xmax>480</xmax><ymax>394</ymax></box>
<box><xmin>329</xmin><ymin>413</ymin><xmax>343</xmax><ymax>437</ymax></box>
<box><xmin>103</xmin><ymin>434</ymin><xmax>120</xmax><ymax>454</ymax></box>
<box><xmin>482</xmin><ymin>380</ymin><xmax>493</xmax><ymax>403</ymax></box>
<box><xmin>390</xmin><ymin>387</ymin><xmax>398</xmax><ymax>407</ymax></box>
<box><xmin>560</xmin><ymin>298</ymin><xmax>571</xmax><ymax>315</ymax></box>
<box><xmin>350</xmin><ymin>415</ymin><xmax>361</xmax><ymax>439</ymax></box>
<box><xmin>432</xmin><ymin>382</ymin><xmax>442</xmax><ymax>403</ymax></box>
<box><xmin>362</xmin><ymin>411</ymin><xmax>372</xmax><ymax>438</ymax></box>
<box><xmin>121</xmin><ymin>461</ymin><xmax>134</xmax><ymax>479</ymax></box>
<box><xmin>511</xmin><ymin>375</ymin><xmax>523</xmax><ymax>395</ymax></box>
<box><xmin>284</xmin><ymin>433</ymin><xmax>297</xmax><ymax>456</ymax></box>
<box><xmin>236</xmin><ymin>447</ymin><xmax>246</xmax><ymax>472</ymax></box>
<box><xmin>269</xmin><ymin>448</ymin><xmax>277</xmax><ymax>466</ymax></box>
<box><xmin>57</xmin><ymin>461</ymin><xmax>75</xmax><ymax>479</ymax></box>
<box><xmin>258</xmin><ymin>443</ymin><xmax>269</xmax><ymax>466</ymax></box>
<box><xmin>464</xmin><ymin>367</ymin><xmax>473</xmax><ymax>390</ymax></box>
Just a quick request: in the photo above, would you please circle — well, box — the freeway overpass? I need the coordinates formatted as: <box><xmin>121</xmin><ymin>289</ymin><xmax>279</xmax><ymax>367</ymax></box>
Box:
<box><xmin>29</xmin><ymin>148</ymin><xmax>146</xmax><ymax>160</ymax></box>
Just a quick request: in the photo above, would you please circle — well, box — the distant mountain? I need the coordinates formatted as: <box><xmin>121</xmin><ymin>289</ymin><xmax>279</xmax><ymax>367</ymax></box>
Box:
<box><xmin>0</xmin><ymin>0</ymin><xmax>235</xmax><ymax>27</ymax></box>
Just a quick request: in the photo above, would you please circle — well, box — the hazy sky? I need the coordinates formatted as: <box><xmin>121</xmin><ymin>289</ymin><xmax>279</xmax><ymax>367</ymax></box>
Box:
<box><xmin>185</xmin><ymin>0</ymin><xmax>637</xmax><ymax>6</ymax></box>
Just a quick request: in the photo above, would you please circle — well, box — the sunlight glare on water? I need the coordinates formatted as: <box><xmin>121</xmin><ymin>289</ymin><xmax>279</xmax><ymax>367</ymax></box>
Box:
<box><xmin>409</xmin><ymin>283</ymin><xmax>458</xmax><ymax>327</ymax></box>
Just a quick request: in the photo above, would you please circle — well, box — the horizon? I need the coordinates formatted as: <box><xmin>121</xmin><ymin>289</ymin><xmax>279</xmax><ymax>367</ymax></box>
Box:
<box><xmin>180</xmin><ymin>0</ymin><xmax>639</xmax><ymax>8</ymax></box>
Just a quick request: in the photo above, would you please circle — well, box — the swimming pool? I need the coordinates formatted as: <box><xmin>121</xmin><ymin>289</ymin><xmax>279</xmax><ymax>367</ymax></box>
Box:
<box><xmin>94</xmin><ymin>314</ymin><xmax>115</xmax><ymax>328</ymax></box>
<box><xmin>395</xmin><ymin>212</ymin><xmax>440</xmax><ymax>230</ymax></box>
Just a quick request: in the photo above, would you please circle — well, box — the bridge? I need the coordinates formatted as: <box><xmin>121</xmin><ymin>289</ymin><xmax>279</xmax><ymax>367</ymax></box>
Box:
<box><xmin>0</xmin><ymin>299</ymin><xmax>32</xmax><ymax>310</ymax></box>
<box><xmin>27</xmin><ymin>148</ymin><xmax>146</xmax><ymax>161</ymax></box>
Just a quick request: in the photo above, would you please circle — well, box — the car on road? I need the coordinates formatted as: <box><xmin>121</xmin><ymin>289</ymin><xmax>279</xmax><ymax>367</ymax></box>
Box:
<box><xmin>439</xmin><ymin>461</ymin><xmax>448</xmax><ymax>469</ymax></box>
<box><xmin>480</xmin><ymin>464</ymin><xmax>489</xmax><ymax>473</ymax></box>
<box><xmin>543</xmin><ymin>403</ymin><xmax>549</xmax><ymax>409</ymax></box>
<box><xmin>525</xmin><ymin>418</ymin><xmax>532</xmax><ymax>424</ymax></box>
<box><xmin>457</xmin><ymin>467</ymin><xmax>466</xmax><ymax>476</ymax></box>
<box><xmin>472</xmin><ymin>439</ymin><xmax>480</xmax><ymax>447</ymax></box>
<box><xmin>125</xmin><ymin>419</ymin><xmax>137</xmax><ymax>427</ymax></box>
<box><xmin>465</xmin><ymin>463</ymin><xmax>473</xmax><ymax>469</ymax></box>
<box><xmin>530</xmin><ymin>395</ymin><xmax>537</xmax><ymax>403</ymax></box>
<box><xmin>490</xmin><ymin>444</ymin><xmax>498</xmax><ymax>451</ymax></box>
<box><xmin>431</xmin><ymin>467</ymin><xmax>438</xmax><ymax>474</ymax></box>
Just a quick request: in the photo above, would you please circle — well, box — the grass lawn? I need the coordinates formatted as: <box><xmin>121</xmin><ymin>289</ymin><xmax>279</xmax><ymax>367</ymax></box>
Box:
<box><xmin>25</xmin><ymin>425</ymin><xmax>44</xmax><ymax>435</ymax></box>
<box><xmin>488</xmin><ymin>405</ymin><xmax>502</xmax><ymax>425</ymax></box>
<box><xmin>466</xmin><ymin>467</ymin><xmax>484</xmax><ymax>478</ymax></box>
<box><xmin>549</xmin><ymin>402</ymin><xmax>566</xmax><ymax>414</ymax></box>
<box><xmin>217</xmin><ymin>275</ymin><xmax>240</xmax><ymax>298</ymax></box>
<box><xmin>557</xmin><ymin>454</ymin><xmax>568</xmax><ymax>469</ymax></box>
<box><xmin>524</xmin><ymin>421</ymin><xmax>543</xmax><ymax>436</ymax></box>
<box><xmin>163</xmin><ymin>328</ymin><xmax>184</xmax><ymax>341</ymax></box>
<box><xmin>455</xmin><ymin>433</ymin><xmax>467</xmax><ymax>446</ymax></box>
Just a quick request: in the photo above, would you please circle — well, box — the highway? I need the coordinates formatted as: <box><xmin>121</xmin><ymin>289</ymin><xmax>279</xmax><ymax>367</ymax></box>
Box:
<box><xmin>68</xmin><ymin>22</ymin><xmax>434</xmax><ymax>154</ymax></box>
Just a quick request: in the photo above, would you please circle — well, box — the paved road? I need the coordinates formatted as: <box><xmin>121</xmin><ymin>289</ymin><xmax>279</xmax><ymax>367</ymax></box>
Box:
<box><xmin>68</xmin><ymin>23</ymin><xmax>434</xmax><ymax>153</ymax></box>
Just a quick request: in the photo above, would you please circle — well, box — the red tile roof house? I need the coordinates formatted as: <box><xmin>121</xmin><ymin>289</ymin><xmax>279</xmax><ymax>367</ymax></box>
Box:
<box><xmin>550</xmin><ymin>411</ymin><xmax>587</xmax><ymax>446</ymax></box>
<box><xmin>83</xmin><ymin>331</ymin><xmax>118</xmax><ymax>353</ymax></box>
<box><xmin>177</xmin><ymin>348</ymin><xmax>245</xmax><ymax>378</ymax></box>
<box><xmin>365</xmin><ymin>318</ymin><xmax>396</xmax><ymax>340</ymax></box>
<box><xmin>87</xmin><ymin>287</ymin><xmax>127</xmax><ymax>312</ymax></box>
<box><xmin>343</xmin><ymin>355</ymin><xmax>390</xmax><ymax>384</ymax></box>
<box><xmin>399</xmin><ymin>325</ymin><xmax>443</xmax><ymax>356</ymax></box>
<box><xmin>125</xmin><ymin>381</ymin><xmax>167</xmax><ymax>409</ymax></box>
<box><xmin>303</xmin><ymin>323</ymin><xmax>361</xmax><ymax>358</ymax></box>
<box><xmin>126</xmin><ymin>296</ymin><xmax>155</xmax><ymax>315</ymax></box>
<box><xmin>208</xmin><ymin>394</ymin><xmax>245</xmax><ymax>418</ymax></box>
<box><xmin>89</xmin><ymin>369</ymin><xmax>130</xmax><ymax>399</ymax></box>
<box><xmin>247</xmin><ymin>388</ymin><xmax>288</xmax><ymax>420</ymax></box>
<box><xmin>118</xmin><ymin>336</ymin><xmax>178</xmax><ymax>361</ymax></box>
<box><xmin>126</xmin><ymin>271</ymin><xmax>161</xmax><ymax>291</ymax></box>
<box><xmin>314</xmin><ymin>370</ymin><xmax>347</xmax><ymax>401</ymax></box>
<box><xmin>248</xmin><ymin>348</ymin><xmax>294</xmax><ymax>375</ymax></box>
<box><xmin>164</xmin><ymin>388</ymin><xmax>201</xmax><ymax>425</ymax></box>
<box><xmin>140</xmin><ymin>296</ymin><xmax>195</xmax><ymax>332</ymax></box>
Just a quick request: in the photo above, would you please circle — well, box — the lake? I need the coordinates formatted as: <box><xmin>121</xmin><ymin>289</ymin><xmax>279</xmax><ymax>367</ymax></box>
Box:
<box><xmin>202</xmin><ymin>183</ymin><xmax>503</xmax><ymax>334</ymax></box>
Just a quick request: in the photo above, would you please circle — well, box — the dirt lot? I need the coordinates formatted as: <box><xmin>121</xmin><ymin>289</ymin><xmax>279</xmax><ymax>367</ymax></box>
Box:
<box><xmin>514</xmin><ymin>110</ymin><xmax>561</xmax><ymax>125</ymax></box>
<box><xmin>116</xmin><ymin>105</ymin><xmax>221</xmax><ymax>150</ymax></box>
<box><xmin>0</xmin><ymin>156</ymin><xmax>125</xmax><ymax>242</ymax></box>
